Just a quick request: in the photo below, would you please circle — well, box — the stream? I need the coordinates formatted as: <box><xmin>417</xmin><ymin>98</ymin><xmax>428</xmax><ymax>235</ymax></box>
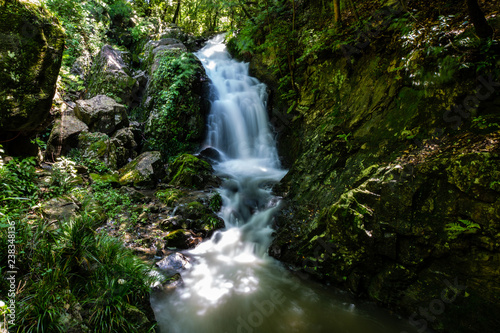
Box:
<box><xmin>150</xmin><ymin>35</ymin><xmax>417</xmax><ymax>333</ymax></box>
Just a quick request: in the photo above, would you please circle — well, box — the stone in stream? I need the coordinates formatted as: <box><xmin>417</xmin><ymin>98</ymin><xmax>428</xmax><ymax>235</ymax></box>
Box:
<box><xmin>163</xmin><ymin>229</ymin><xmax>201</xmax><ymax>250</ymax></box>
<box><xmin>156</xmin><ymin>252</ymin><xmax>192</xmax><ymax>275</ymax></box>
<box><xmin>197</xmin><ymin>147</ymin><xmax>222</xmax><ymax>163</ymax></box>
<box><xmin>166</xmin><ymin>153</ymin><xmax>220</xmax><ymax>189</ymax></box>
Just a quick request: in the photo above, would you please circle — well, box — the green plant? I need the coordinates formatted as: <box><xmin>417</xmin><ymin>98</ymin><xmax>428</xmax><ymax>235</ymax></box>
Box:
<box><xmin>337</xmin><ymin>132</ymin><xmax>351</xmax><ymax>142</ymax></box>
<box><xmin>144</xmin><ymin>51</ymin><xmax>203</xmax><ymax>161</ymax></box>
<box><xmin>445</xmin><ymin>219</ymin><xmax>481</xmax><ymax>240</ymax></box>
<box><xmin>49</xmin><ymin>157</ymin><xmax>79</xmax><ymax>197</ymax></box>
<box><xmin>208</xmin><ymin>192</ymin><xmax>223</xmax><ymax>212</ymax></box>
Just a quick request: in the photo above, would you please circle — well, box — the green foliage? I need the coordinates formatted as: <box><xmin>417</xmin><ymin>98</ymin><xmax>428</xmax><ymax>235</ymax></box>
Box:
<box><xmin>67</xmin><ymin>148</ymin><xmax>111</xmax><ymax>174</ymax></box>
<box><xmin>0</xmin><ymin>157</ymin><xmax>38</xmax><ymax>223</ymax></box>
<box><xmin>13</xmin><ymin>211</ymin><xmax>155</xmax><ymax>332</ymax></box>
<box><xmin>145</xmin><ymin>51</ymin><xmax>203</xmax><ymax>161</ymax></box>
<box><xmin>337</xmin><ymin>132</ymin><xmax>351</xmax><ymax>142</ymax></box>
<box><xmin>90</xmin><ymin>180</ymin><xmax>133</xmax><ymax>219</ymax></box>
<box><xmin>46</xmin><ymin>0</ymin><xmax>108</xmax><ymax>68</ymax></box>
<box><xmin>155</xmin><ymin>188</ymin><xmax>183</xmax><ymax>206</ymax></box>
<box><xmin>107</xmin><ymin>0</ymin><xmax>132</xmax><ymax>22</ymax></box>
<box><xmin>445</xmin><ymin>219</ymin><xmax>481</xmax><ymax>240</ymax></box>
<box><xmin>209</xmin><ymin>192</ymin><xmax>223</xmax><ymax>212</ymax></box>
<box><xmin>50</xmin><ymin>157</ymin><xmax>79</xmax><ymax>197</ymax></box>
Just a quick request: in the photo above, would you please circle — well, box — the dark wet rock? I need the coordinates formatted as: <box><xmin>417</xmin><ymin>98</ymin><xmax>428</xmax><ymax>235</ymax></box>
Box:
<box><xmin>197</xmin><ymin>147</ymin><xmax>222</xmax><ymax>163</ymax></box>
<box><xmin>163</xmin><ymin>229</ymin><xmax>201</xmax><ymax>249</ymax></box>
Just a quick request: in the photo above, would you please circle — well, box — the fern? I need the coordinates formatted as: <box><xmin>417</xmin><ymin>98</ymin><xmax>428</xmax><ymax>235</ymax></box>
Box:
<box><xmin>445</xmin><ymin>219</ymin><xmax>480</xmax><ymax>240</ymax></box>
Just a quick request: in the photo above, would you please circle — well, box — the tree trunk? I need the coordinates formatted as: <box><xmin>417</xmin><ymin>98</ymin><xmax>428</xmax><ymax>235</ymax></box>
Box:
<box><xmin>172</xmin><ymin>0</ymin><xmax>181</xmax><ymax>24</ymax></box>
<box><xmin>334</xmin><ymin>0</ymin><xmax>341</xmax><ymax>24</ymax></box>
<box><xmin>466</xmin><ymin>0</ymin><xmax>493</xmax><ymax>39</ymax></box>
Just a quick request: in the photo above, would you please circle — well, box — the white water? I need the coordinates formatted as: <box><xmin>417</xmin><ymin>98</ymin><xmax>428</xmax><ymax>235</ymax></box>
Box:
<box><xmin>150</xmin><ymin>35</ymin><xmax>417</xmax><ymax>333</ymax></box>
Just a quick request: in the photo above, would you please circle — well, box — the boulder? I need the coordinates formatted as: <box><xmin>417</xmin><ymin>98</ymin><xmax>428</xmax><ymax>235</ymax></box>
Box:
<box><xmin>0</xmin><ymin>0</ymin><xmax>65</xmax><ymax>136</ymax></box>
<box><xmin>45</xmin><ymin>113</ymin><xmax>88</xmax><ymax>159</ymax></box>
<box><xmin>156</xmin><ymin>252</ymin><xmax>191</xmax><ymax>275</ymax></box>
<box><xmin>74</xmin><ymin>95</ymin><xmax>128</xmax><ymax>134</ymax></box>
<box><xmin>176</xmin><ymin>201</ymin><xmax>225</xmax><ymax>236</ymax></box>
<box><xmin>85</xmin><ymin>45</ymin><xmax>139</xmax><ymax>106</ymax></box>
<box><xmin>166</xmin><ymin>154</ymin><xmax>219</xmax><ymax>189</ymax></box>
<box><xmin>111</xmin><ymin>127</ymin><xmax>138</xmax><ymax>167</ymax></box>
<box><xmin>118</xmin><ymin>151</ymin><xmax>164</xmax><ymax>188</ymax></box>
<box><xmin>143</xmin><ymin>38</ymin><xmax>187</xmax><ymax>71</ymax></box>
<box><xmin>42</xmin><ymin>196</ymin><xmax>79</xmax><ymax>222</ymax></box>
<box><xmin>163</xmin><ymin>229</ymin><xmax>201</xmax><ymax>250</ymax></box>
<box><xmin>141</xmin><ymin>41</ymin><xmax>210</xmax><ymax>159</ymax></box>
<box><xmin>78</xmin><ymin>132</ymin><xmax>118</xmax><ymax>170</ymax></box>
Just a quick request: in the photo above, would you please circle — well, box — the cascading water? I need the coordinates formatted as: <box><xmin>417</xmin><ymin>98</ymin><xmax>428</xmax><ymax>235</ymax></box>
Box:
<box><xmin>150</xmin><ymin>35</ymin><xmax>417</xmax><ymax>333</ymax></box>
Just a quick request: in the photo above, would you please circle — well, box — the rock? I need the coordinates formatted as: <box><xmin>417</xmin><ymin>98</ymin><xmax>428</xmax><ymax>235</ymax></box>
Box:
<box><xmin>85</xmin><ymin>45</ymin><xmax>138</xmax><ymax>106</ymax></box>
<box><xmin>118</xmin><ymin>151</ymin><xmax>164</xmax><ymax>188</ymax></box>
<box><xmin>45</xmin><ymin>114</ymin><xmax>88</xmax><ymax>159</ymax></box>
<box><xmin>156</xmin><ymin>252</ymin><xmax>191</xmax><ymax>275</ymax></box>
<box><xmin>158</xmin><ymin>28</ymin><xmax>205</xmax><ymax>52</ymax></box>
<box><xmin>0</xmin><ymin>0</ymin><xmax>64</xmax><ymax>136</ymax></box>
<box><xmin>142</xmin><ymin>45</ymin><xmax>210</xmax><ymax>159</ymax></box>
<box><xmin>112</xmin><ymin>128</ymin><xmax>137</xmax><ymax>149</ymax></box>
<box><xmin>78</xmin><ymin>132</ymin><xmax>118</xmax><ymax>170</ymax></box>
<box><xmin>166</xmin><ymin>154</ymin><xmax>219</xmax><ymax>189</ymax></box>
<box><xmin>112</xmin><ymin>127</ymin><xmax>138</xmax><ymax>167</ymax></box>
<box><xmin>42</xmin><ymin>197</ymin><xmax>79</xmax><ymax>222</ymax></box>
<box><xmin>155</xmin><ymin>188</ymin><xmax>185</xmax><ymax>206</ymax></box>
<box><xmin>163</xmin><ymin>229</ymin><xmax>201</xmax><ymax>249</ymax></box>
<box><xmin>197</xmin><ymin>147</ymin><xmax>222</xmax><ymax>163</ymax></box>
<box><xmin>151</xmin><ymin>273</ymin><xmax>184</xmax><ymax>293</ymax></box>
<box><xmin>143</xmin><ymin>38</ymin><xmax>187</xmax><ymax>70</ymax></box>
<box><xmin>74</xmin><ymin>95</ymin><xmax>128</xmax><ymax>134</ymax></box>
<box><xmin>176</xmin><ymin>201</ymin><xmax>225</xmax><ymax>236</ymax></box>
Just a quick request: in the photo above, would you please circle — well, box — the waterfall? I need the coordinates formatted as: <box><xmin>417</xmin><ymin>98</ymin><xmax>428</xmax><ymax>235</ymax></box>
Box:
<box><xmin>150</xmin><ymin>35</ymin><xmax>416</xmax><ymax>333</ymax></box>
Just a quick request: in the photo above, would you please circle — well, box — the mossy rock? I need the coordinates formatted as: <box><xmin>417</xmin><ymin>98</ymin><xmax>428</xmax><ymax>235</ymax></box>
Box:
<box><xmin>163</xmin><ymin>229</ymin><xmax>200</xmax><ymax>249</ymax></box>
<box><xmin>142</xmin><ymin>51</ymin><xmax>210</xmax><ymax>160</ymax></box>
<box><xmin>0</xmin><ymin>0</ymin><xmax>65</xmax><ymax>133</ymax></box>
<box><xmin>118</xmin><ymin>151</ymin><xmax>164</xmax><ymax>188</ymax></box>
<box><xmin>166</xmin><ymin>154</ymin><xmax>217</xmax><ymax>189</ymax></box>
<box><xmin>175</xmin><ymin>200</ymin><xmax>225</xmax><ymax>236</ymax></box>
<box><xmin>78</xmin><ymin>132</ymin><xmax>118</xmax><ymax>170</ymax></box>
<box><xmin>89</xmin><ymin>173</ymin><xmax>120</xmax><ymax>186</ymax></box>
<box><xmin>85</xmin><ymin>45</ymin><xmax>139</xmax><ymax>107</ymax></box>
<box><xmin>155</xmin><ymin>188</ymin><xmax>185</xmax><ymax>206</ymax></box>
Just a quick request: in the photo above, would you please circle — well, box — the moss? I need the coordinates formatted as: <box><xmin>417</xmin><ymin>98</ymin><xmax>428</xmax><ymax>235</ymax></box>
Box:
<box><xmin>163</xmin><ymin>229</ymin><xmax>192</xmax><ymax>249</ymax></box>
<box><xmin>118</xmin><ymin>151</ymin><xmax>163</xmax><ymax>188</ymax></box>
<box><xmin>155</xmin><ymin>188</ymin><xmax>184</xmax><ymax>206</ymax></box>
<box><xmin>167</xmin><ymin>154</ymin><xmax>214</xmax><ymax>189</ymax></box>
<box><xmin>143</xmin><ymin>51</ymin><xmax>208</xmax><ymax>160</ymax></box>
<box><xmin>0</xmin><ymin>0</ymin><xmax>65</xmax><ymax>132</ymax></box>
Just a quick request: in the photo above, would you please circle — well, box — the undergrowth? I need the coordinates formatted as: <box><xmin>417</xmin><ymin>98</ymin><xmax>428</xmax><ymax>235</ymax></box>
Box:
<box><xmin>0</xmin><ymin>152</ymin><xmax>156</xmax><ymax>332</ymax></box>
